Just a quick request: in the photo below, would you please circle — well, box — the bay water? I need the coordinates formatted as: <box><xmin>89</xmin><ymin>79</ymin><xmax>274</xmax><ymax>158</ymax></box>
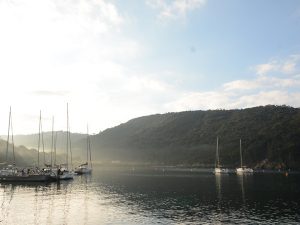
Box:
<box><xmin>0</xmin><ymin>167</ymin><xmax>299</xmax><ymax>224</ymax></box>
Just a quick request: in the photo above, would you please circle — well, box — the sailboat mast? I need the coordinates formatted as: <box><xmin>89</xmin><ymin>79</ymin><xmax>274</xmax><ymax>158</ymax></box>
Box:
<box><xmin>37</xmin><ymin>110</ymin><xmax>41</xmax><ymax>167</ymax></box>
<box><xmin>41</xmin><ymin>114</ymin><xmax>45</xmax><ymax>166</ymax></box>
<box><xmin>240</xmin><ymin>139</ymin><xmax>243</xmax><ymax>168</ymax></box>
<box><xmin>6</xmin><ymin>106</ymin><xmax>11</xmax><ymax>162</ymax></box>
<box><xmin>88</xmin><ymin>134</ymin><xmax>92</xmax><ymax>169</ymax></box>
<box><xmin>87</xmin><ymin>124</ymin><xmax>89</xmax><ymax>163</ymax></box>
<box><xmin>216</xmin><ymin>136</ymin><xmax>220</xmax><ymax>168</ymax></box>
<box><xmin>66</xmin><ymin>103</ymin><xmax>73</xmax><ymax>170</ymax></box>
<box><xmin>66</xmin><ymin>103</ymin><xmax>69</xmax><ymax>170</ymax></box>
<box><xmin>69</xmin><ymin>126</ymin><xmax>73</xmax><ymax>170</ymax></box>
<box><xmin>51</xmin><ymin>116</ymin><xmax>54</xmax><ymax>167</ymax></box>
<box><xmin>54</xmin><ymin>131</ymin><xmax>57</xmax><ymax>166</ymax></box>
<box><xmin>10</xmin><ymin>113</ymin><xmax>15</xmax><ymax>165</ymax></box>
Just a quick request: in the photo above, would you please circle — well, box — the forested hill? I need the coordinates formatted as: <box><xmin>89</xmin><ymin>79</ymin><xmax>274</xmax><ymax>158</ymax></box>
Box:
<box><xmin>91</xmin><ymin>105</ymin><xmax>300</xmax><ymax>169</ymax></box>
<box><xmin>5</xmin><ymin>105</ymin><xmax>300</xmax><ymax>169</ymax></box>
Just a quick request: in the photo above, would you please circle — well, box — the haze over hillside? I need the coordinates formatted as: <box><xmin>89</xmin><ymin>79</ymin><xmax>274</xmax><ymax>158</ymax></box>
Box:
<box><xmin>0</xmin><ymin>139</ymin><xmax>67</xmax><ymax>167</ymax></box>
<box><xmin>5</xmin><ymin>105</ymin><xmax>300</xmax><ymax>169</ymax></box>
<box><xmin>5</xmin><ymin>131</ymin><xmax>87</xmax><ymax>156</ymax></box>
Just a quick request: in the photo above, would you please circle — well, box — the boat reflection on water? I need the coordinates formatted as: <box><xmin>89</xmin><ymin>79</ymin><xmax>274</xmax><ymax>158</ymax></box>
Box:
<box><xmin>237</xmin><ymin>172</ymin><xmax>253</xmax><ymax>205</ymax></box>
<box><xmin>0</xmin><ymin>168</ymin><xmax>299</xmax><ymax>224</ymax></box>
<box><xmin>0</xmin><ymin>174</ymin><xmax>95</xmax><ymax>225</ymax></box>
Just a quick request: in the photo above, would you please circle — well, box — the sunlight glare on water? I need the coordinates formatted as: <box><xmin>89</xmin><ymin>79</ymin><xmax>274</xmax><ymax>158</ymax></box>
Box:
<box><xmin>0</xmin><ymin>167</ymin><xmax>299</xmax><ymax>225</ymax></box>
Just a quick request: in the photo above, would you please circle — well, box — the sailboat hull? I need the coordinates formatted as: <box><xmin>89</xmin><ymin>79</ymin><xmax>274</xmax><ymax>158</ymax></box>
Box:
<box><xmin>57</xmin><ymin>169</ymin><xmax>74</xmax><ymax>180</ymax></box>
<box><xmin>236</xmin><ymin>168</ymin><xmax>254</xmax><ymax>174</ymax></box>
<box><xmin>0</xmin><ymin>174</ymin><xmax>52</xmax><ymax>182</ymax></box>
<box><xmin>58</xmin><ymin>173</ymin><xmax>74</xmax><ymax>180</ymax></box>
<box><xmin>214</xmin><ymin>168</ymin><xmax>229</xmax><ymax>174</ymax></box>
<box><xmin>75</xmin><ymin>167</ymin><xmax>92</xmax><ymax>175</ymax></box>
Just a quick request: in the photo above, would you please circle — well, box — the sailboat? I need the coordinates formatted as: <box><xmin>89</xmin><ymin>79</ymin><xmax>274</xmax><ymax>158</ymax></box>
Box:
<box><xmin>236</xmin><ymin>139</ymin><xmax>253</xmax><ymax>174</ymax></box>
<box><xmin>214</xmin><ymin>137</ymin><xmax>229</xmax><ymax>174</ymax></box>
<box><xmin>75</xmin><ymin>125</ymin><xmax>92</xmax><ymax>174</ymax></box>
<box><xmin>41</xmin><ymin>116</ymin><xmax>61</xmax><ymax>180</ymax></box>
<box><xmin>0</xmin><ymin>107</ymin><xmax>52</xmax><ymax>182</ymax></box>
<box><xmin>57</xmin><ymin>103</ymin><xmax>74</xmax><ymax>180</ymax></box>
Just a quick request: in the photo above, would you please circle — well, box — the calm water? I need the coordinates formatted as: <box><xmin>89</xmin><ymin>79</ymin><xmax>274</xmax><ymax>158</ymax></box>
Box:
<box><xmin>0</xmin><ymin>167</ymin><xmax>299</xmax><ymax>224</ymax></box>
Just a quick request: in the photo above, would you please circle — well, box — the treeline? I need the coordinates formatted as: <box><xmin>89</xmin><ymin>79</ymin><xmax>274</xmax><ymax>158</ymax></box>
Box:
<box><xmin>90</xmin><ymin>105</ymin><xmax>300</xmax><ymax>169</ymax></box>
<box><xmin>5</xmin><ymin>105</ymin><xmax>300</xmax><ymax>169</ymax></box>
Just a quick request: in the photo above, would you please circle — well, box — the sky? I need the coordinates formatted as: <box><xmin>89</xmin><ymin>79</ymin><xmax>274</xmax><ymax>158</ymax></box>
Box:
<box><xmin>0</xmin><ymin>0</ymin><xmax>300</xmax><ymax>134</ymax></box>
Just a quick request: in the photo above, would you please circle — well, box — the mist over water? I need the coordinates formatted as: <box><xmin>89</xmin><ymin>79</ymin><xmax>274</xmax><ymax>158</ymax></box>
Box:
<box><xmin>0</xmin><ymin>167</ymin><xmax>299</xmax><ymax>224</ymax></box>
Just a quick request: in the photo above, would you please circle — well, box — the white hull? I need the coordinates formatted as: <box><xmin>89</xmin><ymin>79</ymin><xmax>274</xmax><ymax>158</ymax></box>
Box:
<box><xmin>236</xmin><ymin>167</ymin><xmax>253</xmax><ymax>173</ymax></box>
<box><xmin>75</xmin><ymin>166</ymin><xmax>92</xmax><ymax>174</ymax></box>
<box><xmin>58</xmin><ymin>172</ymin><xmax>74</xmax><ymax>180</ymax></box>
<box><xmin>57</xmin><ymin>168</ymin><xmax>74</xmax><ymax>180</ymax></box>
<box><xmin>59</xmin><ymin>173</ymin><xmax>73</xmax><ymax>180</ymax></box>
<box><xmin>214</xmin><ymin>168</ymin><xmax>229</xmax><ymax>174</ymax></box>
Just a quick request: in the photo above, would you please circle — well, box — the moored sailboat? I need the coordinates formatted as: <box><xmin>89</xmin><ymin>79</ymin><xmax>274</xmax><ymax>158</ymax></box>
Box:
<box><xmin>0</xmin><ymin>107</ymin><xmax>53</xmax><ymax>182</ymax></box>
<box><xmin>57</xmin><ymin>103</ymin><xmax>74</xmax><ymax>180</ymax></box>
<box><xmin>214</xmin><ymin>137</ymin><xmax>229</xmax><ymax>174</ymax></box>
<box><xmin>75</xmin><ymin>125</ymin><xmax>92</xmax><ymax>175</ymax></box>
<box><xmin>236</xmin><ymin>139</ymin><xmax>253</xmax><ymax>174</ymax></box>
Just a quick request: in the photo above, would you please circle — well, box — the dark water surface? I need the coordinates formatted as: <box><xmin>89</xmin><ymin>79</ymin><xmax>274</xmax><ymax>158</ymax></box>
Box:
<box><xmin>0</xmin><ymin>167</ymin><xmax>299</xmax><ymax>224</ymax></box>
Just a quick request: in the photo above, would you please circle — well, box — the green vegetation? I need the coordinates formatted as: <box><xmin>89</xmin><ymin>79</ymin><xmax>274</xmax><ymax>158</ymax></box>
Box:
<box><xmin>91</xmin><ymin>105</ymin><xmax>300</xmax><ymax>169</ymax></box>
<box><xmin>4</xmin><ymin>105</ymin><xmax>300</xmax><ymax>169</ymax></box>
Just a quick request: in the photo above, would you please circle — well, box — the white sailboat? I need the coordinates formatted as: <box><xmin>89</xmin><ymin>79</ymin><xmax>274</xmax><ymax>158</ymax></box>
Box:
<box><xmin>214</xmin><ymin>137</ymin><xmax>229</xmax><ymax>174</ymax></box>
<box><xmin>75</xmin><ymin>125</ymin><xmax>92</xmax><ymax>174</ymax></box>
<box><xmin>57</xmin><ymin>103</ymin><xmax>74</xmax><ymax>180</ymax></box>
<box><xmin>236</xmin><ymin>139</ymin><xmax>253</xmax><ymax>174</ymax></box>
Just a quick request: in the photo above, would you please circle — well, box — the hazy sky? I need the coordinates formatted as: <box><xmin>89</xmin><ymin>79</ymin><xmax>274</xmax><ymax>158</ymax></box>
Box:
<box><xmin>0</xmin><ymin>0</ymin><xmax>300</xmax><ymax>134</ymax></box>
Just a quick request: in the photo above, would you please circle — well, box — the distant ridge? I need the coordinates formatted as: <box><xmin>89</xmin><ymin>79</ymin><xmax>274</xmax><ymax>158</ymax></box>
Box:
<box><xmin>5</xmin><ymin>105</ymin><xmax>300</xmax><ymax>169</ymax></box>
<box><xmin>90</xmin><ymin>105</ymin><xmax>300</xmax><ymax>169</ymax></box>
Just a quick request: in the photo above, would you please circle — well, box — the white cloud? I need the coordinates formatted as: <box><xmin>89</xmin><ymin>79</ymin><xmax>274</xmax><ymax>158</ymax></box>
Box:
<box><xmin>223</xmin><ymin>76</ymin><xmax>300</xmax><ymax>92</ymax></box>
<box><xmin>165</xmin><ymin>91</ymin><xmax>233</xmax><ymax>111</ymax></box>
<box><xmin>165</xmin><ymin>54</ymin><xmax>300</xmax><ymax>112</ymax></box>
<box><xmin>0</xmin><ymin>0</ymin><xmax>146</xmax><ymax>134</ymax></box>
<box><xmin>255</xmin><ymin>62</ymin><xmax>279</xmax><ymax>76</ymax></box>
<box><xmin>230</xmin><ymin>91</ymin><xmax>300</xmax><ymax>108</ymax></box>
<box><xmin>223</xmin><ymin>79</ymin><xmax>261</xmax><ymax>91</ymax></box>
<box><xmin>147</xmin><ymin>0</ymin><xmax>206</xmax><ymax>21</ymax></box>
<box><xmin>166</xmin><ymin>88</ymin><xmax>300</xmax><ymax>112</ymax></box>
<box><xmin>254</xmin><ymin>55</ymin><xmax>300</xmax><ymax>76</ymax></box>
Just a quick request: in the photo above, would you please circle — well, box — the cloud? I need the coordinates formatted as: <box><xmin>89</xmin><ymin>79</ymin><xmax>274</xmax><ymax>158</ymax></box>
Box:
<box><xmin>254</xmin><ymin>55</ymin><xmax>300</xmax><ymax>76</ymax></box>
<box><xmin>230</xmin><ymin>91</ymin><xmax>300</xmax><ymax>108</ymax></box>
<box><xmin>0</xmin><ymin>0</ymin><xmax>145</xmax><ymax>134</ymax></box>
<box><xmin>166</xmin><ymin>88</ymin><xmax>300</xmax><ymax>112</ymax></box>
<box><xmin>165</xmin><ymin>54</ymin><xmax>300</xmax><ymax>111</ymax></box>
<box><xmin>223</xmin><ymin>76</ymin><xmax>300</xmax><ymax>92</ymax></box>
<box><xmin>32</xmin><ymin>91</ymin><xmax>69</xmax><ymax>96</ymax></box>
<box><xmin>147</xmin><ymin>0</ymin><xmax>206</xmax><ymax>21</ymax></box>
<box><xmin>165</xmin><ymin>91</ymin><xmax>233</xmax><ymax>111</ymax></box>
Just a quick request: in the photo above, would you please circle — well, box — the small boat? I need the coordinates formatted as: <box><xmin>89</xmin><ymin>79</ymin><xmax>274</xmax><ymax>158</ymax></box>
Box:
<box><xmin>75</xmin><ymin>125</ymin><xmax>93</xmax><ymax>175</ymax></box>
<box><xmin>214</xmin><ymin>167</ymin><xmax>229</xmax><ymax>174</ymax></box>
<box><xmin>57</xmin><ymin>165</ymin><xmax>74</xmax><ymax>180</ymax></box>
<box><xmin>214</xmin><ymin>137</ymin><xmax>229</xmax><ymax>174</ymax></box>
<box><xmin>236</xmin><ymin>139</ymin><xmax>253</xmax><ymax>174</ymax></box>
<box><xmin>75</xmin><ymin>162</ymin><xmax>92</xmax><ymax>175</ymax></box>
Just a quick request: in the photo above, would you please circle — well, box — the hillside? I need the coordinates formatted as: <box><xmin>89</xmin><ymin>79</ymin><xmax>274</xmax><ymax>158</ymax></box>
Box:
<box><xmin>90</xmin><ymin>105</ymin><xmax>300</xmax><ymax>169</ymax></box>
<box><xmin>5</xmin><ymin>105</ymin><xmax>300</xmax><ymax>169</ymax></box>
